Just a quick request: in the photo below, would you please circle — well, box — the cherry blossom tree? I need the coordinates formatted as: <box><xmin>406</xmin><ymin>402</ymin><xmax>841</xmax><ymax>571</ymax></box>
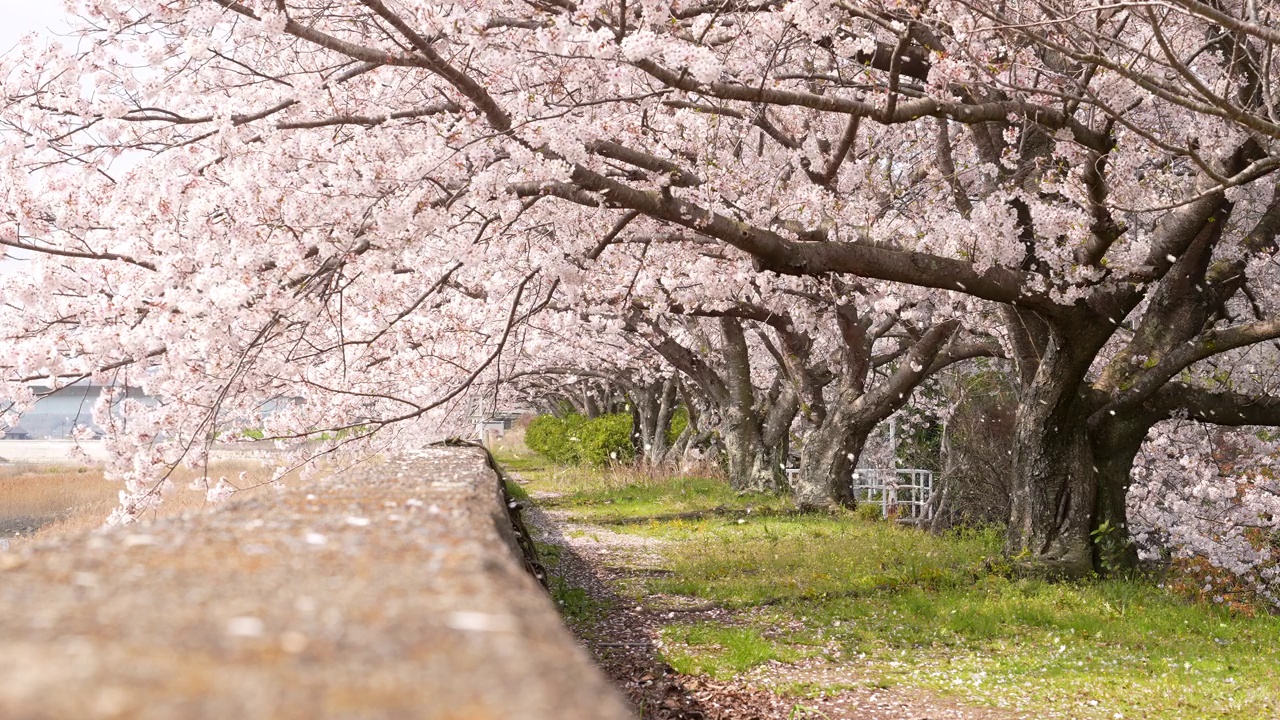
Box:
<box><xmin>500</xmin><ymin>315</ymin><xmax>701</xmax><ymax>466</ymax></box>
<box><xmin>1129</xmin><ymin>421</ymin><xmax>1280</xmax><ymax>606</ymax></box>
<box><xmin>522</xmin><ymin>221</ymin><xmax>1006</xmax><ymax>500</ymax></box>
<box><xmin>3</xmin><ymin>0</ymin><xmax>1280</xmax><ymax>575</ymax></box>
<box><xmin>634</xmin><ymin>280</ymin><xmax>1002</xmax><ymax>506</ymax></box>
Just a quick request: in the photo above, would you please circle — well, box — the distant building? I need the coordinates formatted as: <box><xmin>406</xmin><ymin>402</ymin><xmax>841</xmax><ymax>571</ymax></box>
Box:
<box><xmin>7</xmin><ymin>384</ymin><xmax>152</xmax><ymax>439</ymax></box>
<box><xmin>1</xmin><ymin>426</ymin><xmax>31</xmax><ymax>440</ymax></box>
<box><xmin>468</xmin><ymin>406</ymin><xmax>531</xmax><ymax>445</ymax></box>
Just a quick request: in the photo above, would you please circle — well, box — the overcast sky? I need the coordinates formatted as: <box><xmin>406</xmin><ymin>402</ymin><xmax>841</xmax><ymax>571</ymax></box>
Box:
<box><xmin>0</xmin><ymin>2</ymin><xmax>72</xmax><ymax>55</ymax></box>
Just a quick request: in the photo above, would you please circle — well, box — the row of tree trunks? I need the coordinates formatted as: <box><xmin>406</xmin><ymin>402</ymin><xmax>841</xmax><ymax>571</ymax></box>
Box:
<box><xmin>630</xmin><ymin>297</ymin><xmax>1172</xmax><ymax>578</ymax></box>
<box><xmin>637</xmin><ymin>316</ymin><xmax>795</xmax><ymax>491</ymax></box>
<box><xmin>630</xmin><ymin>375</ymin><xmax>680</xmax><ymax>466</ymax></box>
<box><xmin>629</xmin><ymin>287</ymin><xmax>1210</xmax><ymax>578</ymax></box>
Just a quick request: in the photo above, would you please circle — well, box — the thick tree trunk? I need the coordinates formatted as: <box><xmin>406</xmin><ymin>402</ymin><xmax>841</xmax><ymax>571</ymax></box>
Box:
<box><xmin>646</xmin><ymin>415</ymin><xmax>672</xmax><ymax>466</ymax></box>
<box><xmin>1088</xmin><ymin>417</ymin><xmax>1149</xmax><ymax>572</ymax></box>
<box><xmin>678</xmin><ymin>429</ymin><xmax>715</xmax><ymax>471</ymax></box>
<box><xmin>1005</xmin><ymin>331</ymin><xmax>1099</xmax><ymax>577</ymax></box>
<box><xmin>579</xmin><ymin>387</ymin><xmax>602</xmax><ymax>418</ymax></box>
<box><xmin>721</xmin><ymin>410</ymin><xmax>784</xmax><ymax>492</ymax></box>
<box><xmin>789</xmin><ymin>316</ymin><xmax>963</xmax><ymax>510</ymax></box>
<box><xmin>674</xmin><ymin>394</ymin><xmax>714</xmax><ymax>471</ymax></box>
<box><xmin>792</xmin><ymin>414</ymin><xmax>870</xmax><ymax>509</ymax></box>
<box><xmin>632</xmin><ymin>410</ymin><xmax>648</xmax><ymax>458</ymax></box>
<box><xmin>717</xmin><ymin>317</ymin><xmax>786</xmax><ymax>492</ymax></box>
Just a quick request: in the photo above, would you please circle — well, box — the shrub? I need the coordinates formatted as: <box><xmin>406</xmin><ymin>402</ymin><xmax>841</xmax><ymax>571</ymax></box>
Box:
<box><xmin>578</xmin><ymin>413</ymin><xmax>636</xmax><ymax>466</ymax></box>
<box><xmin>525</xmin><ymin>413</ymin><xmax>636</xmax><ymax>466</ymax></box>
<box><xmin>524</xmin><ymin>413</ymin><xmax>586</xmax><ymax>464</ymax></box>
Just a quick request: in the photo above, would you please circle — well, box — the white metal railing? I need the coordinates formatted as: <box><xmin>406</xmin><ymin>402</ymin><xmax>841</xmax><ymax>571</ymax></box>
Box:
<box><xmin>850</xmin><ymin>468</ymin><xmax>934</xmax><ymax>521</ymax></box>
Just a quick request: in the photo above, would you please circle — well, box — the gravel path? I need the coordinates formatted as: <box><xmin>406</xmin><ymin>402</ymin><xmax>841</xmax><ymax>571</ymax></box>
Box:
<box><xmin>521</xmin><ymin>482</ymin><xmax>1030</xmax><ymax>720</ymax></box>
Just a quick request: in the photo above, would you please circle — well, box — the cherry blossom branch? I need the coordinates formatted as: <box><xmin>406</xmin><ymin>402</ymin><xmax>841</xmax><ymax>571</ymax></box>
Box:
<box><xmin>0</xmin><ymin>237</ymin><xmax>157</xmax><ymax>271</ymax></box>
<box><xmin>1099</xmin><ymin>316</ymin><xmax>1280</xmax><ymax>417</ymax></box>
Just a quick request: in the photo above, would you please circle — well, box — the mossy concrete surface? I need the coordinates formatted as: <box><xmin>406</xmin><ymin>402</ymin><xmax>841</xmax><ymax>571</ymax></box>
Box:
<box><xmin>0</xmin><ymin>446</ymin><xmax>630</xmax><ymax>720</ymax></box>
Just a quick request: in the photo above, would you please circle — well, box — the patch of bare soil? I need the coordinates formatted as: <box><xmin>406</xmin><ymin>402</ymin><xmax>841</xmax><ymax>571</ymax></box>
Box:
<box><xmin>0</xmin><ymin>513</ymin><xmax>62</xmax><ymax>537</ymax></box>
<box><xmin>523</xmin><ymin>496</ymin><xmax>1029</xmax><ymax>720</ymax></box>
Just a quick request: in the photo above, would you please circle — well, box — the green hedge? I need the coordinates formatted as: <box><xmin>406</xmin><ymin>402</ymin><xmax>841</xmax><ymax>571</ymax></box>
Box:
<box><xmin>525</xmin><ymin>413</ymin><xmax>585</xmax><ymax>464</ymax></box>
<box><xmin>579</xmin><ymin>413</ymin><xmax>636</xmax><ymax>466</ymax></box>
<box><xmin>525</xmin><ymin>413</ymin><xmax>635</xmax><ymax>466</ymax></box>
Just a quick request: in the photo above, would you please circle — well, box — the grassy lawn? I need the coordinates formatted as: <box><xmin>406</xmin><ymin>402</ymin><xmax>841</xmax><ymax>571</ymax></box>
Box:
<box><xmin>499</xmin><ymin>453</ymin><xmax>1280</xmax><ymax>720</ymax></box>
<box><xmin>500</xmin><ymin>449</ymin><xmax>791</xmax><ymax>522</ymax></box>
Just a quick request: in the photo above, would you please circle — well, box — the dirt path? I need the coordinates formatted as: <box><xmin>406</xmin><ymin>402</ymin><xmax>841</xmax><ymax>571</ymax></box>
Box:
<box><xmin>523</xmin><ymin>490</ymin><xmax>1030</xmax><ymax>720</ymax></box>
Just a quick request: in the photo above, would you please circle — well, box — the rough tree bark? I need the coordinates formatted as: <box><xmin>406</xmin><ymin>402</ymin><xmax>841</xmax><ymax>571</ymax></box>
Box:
<box><xmin>790</xmin><ymin>314</ymin><xmax>969</xmax><ymax>510</ymax></box>
<box><xmin>1003</xmin><ymin>319</ymin><xmax>1111</xmax><ymax>577</ymax></box>
<box><xmin>636</xmin><ymin>315</ymin><xmax>794</xmax><ymax>492</ymax></box>
<box><xmin>630</xmin><ymin>375</ymin><xmax>680</xmax><ymax>466</ymax></box>
<box><xmin>793</xmin><ymin>415</ymin><xmax>871</xmax><ymax>508</ymax></box>
<box><xmin>719</xmin><ymin>317</ymin><xmax>789</xmax><ymax>492</ymax></box>
<box><xmin>1087</xmin><ymin>415</ymin><xmax>1149</xmax><ymax>570</ymax></box>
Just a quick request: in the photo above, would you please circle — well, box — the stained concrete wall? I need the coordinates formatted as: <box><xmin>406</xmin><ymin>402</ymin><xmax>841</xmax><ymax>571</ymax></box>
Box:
<box><xmin>0</xmin><ymin>446</ymin><xmax>632</xmax><ymax>720</ymax></box>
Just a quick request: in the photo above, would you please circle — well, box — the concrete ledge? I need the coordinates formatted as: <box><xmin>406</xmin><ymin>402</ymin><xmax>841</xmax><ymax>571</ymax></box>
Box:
<box><xmin>0</xmin><ymin>446</ymin><xmax>632</xmax><ymax>720</ymax></box>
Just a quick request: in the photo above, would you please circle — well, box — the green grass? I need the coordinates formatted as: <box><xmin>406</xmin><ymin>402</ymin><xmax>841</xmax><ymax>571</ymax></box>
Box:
<box><xmin>662</xmin><ymin>623</ymin><xmax>803</xmax><ymax>678</ymax></box>
<box><xmin>550</xmin><ymin>575</ymin><xmax>606</xmax><ymax>622</ymax></box>
<box><xmin>496</xmin><ymin>450</ymin><xmax>788</xmax><ymax>524</ymax></box>
<box><xmin>652</xmin><ymin>518</ymin><xmax>1003</xmax><ymax>603</ymax></box>
<box><xmin>504</xmin><ymin>479</ymin><xmax>531</xmax><ymax>503</ymax></box>
<box><xmin>545</xmin><ymin>473</ymin><xmax>791</xmax><ymax>525</ymax></box>
<box><xmin>507</xmin><ymin>459</ymin><xmax>1280</xmax><ymax>720</ymax></box>
<box><xmin>491</xmin><ymin>447</ymin><xmax>552</xmax><ymax>474</ymax></box>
